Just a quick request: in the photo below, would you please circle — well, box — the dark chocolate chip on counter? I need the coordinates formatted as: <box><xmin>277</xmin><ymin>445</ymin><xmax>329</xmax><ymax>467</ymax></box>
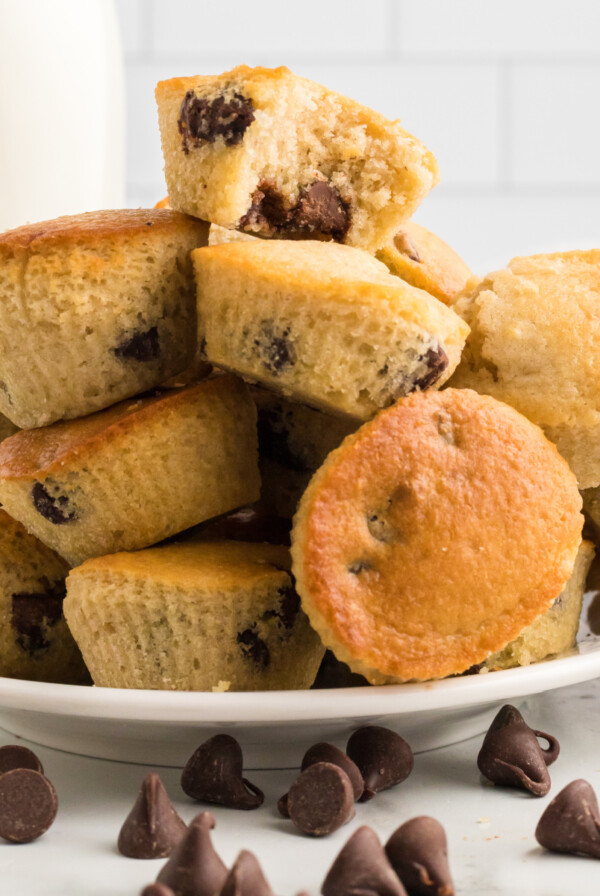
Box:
<box><xmin>385</xmin><ymin>817</ymin><xmax>454</xmax><ymax>896</ymax></box>
<box><xmin>141</xmin><ymin>885</ymin><xmax>175</xmax><ymax>896</ymax></box>
<box><xmin>181</xmin><ymin>734</ymin><xmax>264</xmax><ymax>809</ymax></box>
<box><xmin>0</xmin><ymin>744</ymin><xmax>43</xmax><ymax>776</ymax></box>
<box><xmin>301</xmin><ymin>742</ymin><xmax>364</xmax><ymax>801</ymax></box>
<box><xmin>535</xmin><ymin>779</ymin><xmax>600</xmax><ymax>858</ymax></box>
<box><xmin>412</xmin><ymin>346</ymin><xmax>449</xmax><ymax>392</ymax></box>
<box><xmin>0</xmin><ymin>768</ymin><xmax>58</xmax><ymax>843</ymax></box>
<box><xmin>118</xmin><ymin>772</ymin><xmax>187</xmax><ymax>859</ymax></box>
<box><xmin>31</xmin><ymin>481</ymin><xmax>77</xmax><ymax>524</ymax></box>
<box><xmin>322</xmin><ymin>825</ymin><xmax>408</xmax><ymax>896</ymax></box>
<box><xmin>178</xmin><ymin>90</ymin><xmax>255</xmax><ymax>153</ymax></box>
<box><xmin>477</xmin><ymin>704</ymin><xmax>559</xmax><ymax>797</ymax></box>
<box><xmin>11</xmin><ymin>581</ymin><xmax>66</xmax><ymax>655</ymax></box>
<box><xmin>113</xmin><ymin>326</ymin><xmax>160</xmax><ymax>362</ymax></box>
<box><xmin>156</xmin><ymin>811</ymin><xmax>228</xmax><ymax>896</ymax></box>
<box><xmin>220</xmin><ymin>849</ymin><xmax>275</xmax><ymax>896</ymax></box>
<box><xmin>287</xmin><ymin>761</ymin><xmax>355</xmax><ymax>837</ymax></box>
<box><xmin>346</xmin><ymin>726</ymin><xmax>414</xmax><ymax>802</ymax></box>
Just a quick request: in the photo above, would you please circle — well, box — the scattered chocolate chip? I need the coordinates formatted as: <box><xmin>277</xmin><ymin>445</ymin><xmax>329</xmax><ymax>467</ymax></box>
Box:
<box><xmin>31</xmin><ymin>481</ymin><xmax>77</xmax><ymax>525</ymax></box>
<box><xmin>346</xmin><ymin>726</ymin><xmax>414</xmax><ymax>802</ymax></box>
<box><xmin>237</xmin><ymin>628</ymin><xmax>270</xmax><ymax>668</ymax></box>
<box><xmin>0</xmin><ymin>745</ymin><xmax>43</xmax><ymax>776</ymax></box>
<box><xmin>322</xmin><ymin>825</ymin><xmax>408</xmax><ymax>896</ymax></box>
<box><xmin>11</xmin><ymin>581</ymin><xmax>65</xmax><ymax>655</ymax></box>
<box><xmin>535</xmin><ymin>779</ymin><xmax>600</xmax><ymax>858</ymax></box>
<box><xmin>220</xmin><ymin>849</ymin><xmax>275</xmax><ymax>896</ymax></box>
<box><xmin>394</xmin><ymin>231</ymin><xmax>421</xmax><ymax>263</ymax></box>
<box><xmin>291</xmin><ymin>181</ymin><xmax>350</xmax><ymax>240</ymax></box>
<box><xmin>0</xmin><ymin>768</ymin><xmax>58</xmax><ymax>843</ymax></box>
<box><xmin>141</xmin><ymin>885</ymin><xmax>175</xmax><ymax>896</ymax></box>
<box><xmin>385</xmin><ymin>817</ymin><xmax>454</xmax><ymax>896</ymax></box>
<box><xmin>412</xmin><ymin>346</ymin><xmax>449</xmax><ymax>392</ymax></box>
<box><xmin>181</xmin><ymin>734</ymin><xmax>264</xmax><ymax>809</ymax></box>
<box><xmin>114</xmin><ymin>326</ymin><xmax>160</xmax><ymax>362</ymax></box>
<box><xmin>254</xmin><ymin>321</ymin><xmax>296</xmax><ymax>374</ymax></box>
<box><xmin>301</xmin><ymin>743</ymin><xmax>364</xmax><ymax>800</ymax></box>
<box><xmin>118</xmin><ymin>772</ymin><xmax>187</xmax><ymax>859</ymax></box>
<box><xmin>287</xmin><ymin>762</ymin><xmax>355</xmax><ymax>837</ymax></box>
<box><xmin>156</xmin><ymin>811</ymin><xmax>228</xmax><ymax>896</ymax></box>
<box><xmin>178</xmin><ymin>90</ymin><xmax>255</xmax><ymax>153</ymax></box>
<box><xmin>477</xmin><ymin>704</ymin><xmax>559</xmax><ymax>797</ymax></box>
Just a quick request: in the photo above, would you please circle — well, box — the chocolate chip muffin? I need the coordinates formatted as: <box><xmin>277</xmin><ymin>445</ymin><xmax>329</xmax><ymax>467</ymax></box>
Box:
<box><xmin>376</xmin><ymin>221</ymin><xmax>472</xmax><ymax>305</ymax></box>
<box><xmin>156</xmin><ymin>65</ymin><xmax>438</xmax><ymax>252</ymax></box>
<box><xmin>291</xmin><ymin>388</ymin><xmax>583</xmax><ymax>683</ymax></box>
<box><xmin>0</xmin><ymin>209</ymin><xmax>208</xmax><ymax>429</ymax></box>
<box><xmin>251</xmin><ymin>386</ymin><xmax>358</xmax><ymax>518</ymax></box>
<box><xmin>0</xmin><ymin>510</ymin><xmax>88</xmax><ymax>683</ymax></box>
<box><xmin>0</xmin><ymin>376</ymin><xmax>260</xmax><ymax>566</ymax></box>
<box><xmin>450</xmin><ymin>250</ymin><xmax>600</xmax><ymax>488</ymax></box>
<box><xmin>193</xmin><ymin>240</ymin><xmax>469</xmax><ymax>421</ymax></box>
<box><xmin>64</xmin><ymin>541</ymin><xmax>324</xmax><ymax>691</ymax></box>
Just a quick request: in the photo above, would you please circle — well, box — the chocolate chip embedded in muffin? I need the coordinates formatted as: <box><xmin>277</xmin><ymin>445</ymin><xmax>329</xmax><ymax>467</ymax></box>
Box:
<box><xmin>394</xmin><ymin>231</ymin><xmax>421</xmax><ymax>263</ymax></box>
<box><xmin>178</xmin><ymin>90</ymin><xmax>255</xmax><ymax>153</ymax></box>
<box><xmin>253</xmin><ymin>322</ymin><xmax>296</xmax><ymax>374</ymax></box>
<box><xmin>11</xmin><ymin>581</ymin><xmax>66</xmax><ymax>655</ymax></box>
<box><xmin>413</xmin><ymin>346</ymin><xmax>449</xmax><ymax>391</ymax></box>
<box><xmin>239</xmin><ymin>182</ymin><xmax>289</xmax><ymax>237</ymax></box>
<box><xmin>113</xmin><ymin>326</ymin><xmax>160</xmax><ymax>363</ymax></box>
<box><xmin>291</xmin><ymin>182</ymin><xmax>350</xmax><ymax>240</ymax></box>
<box><xmin>237</xmin><ymin>628</ymin><xmax>270</xmax><ymax>668</ymax></box>
<box><xmin>31</xmin><ymin>482</ymin><xmax>77</xmax><ymax>525</ymax></box>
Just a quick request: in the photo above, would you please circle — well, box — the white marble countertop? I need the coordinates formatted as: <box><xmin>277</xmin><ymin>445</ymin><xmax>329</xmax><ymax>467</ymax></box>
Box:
<box><xmin>3</xmin><ymin>678</ymin><xmax>600</xmax><ymax>895</ymax></box>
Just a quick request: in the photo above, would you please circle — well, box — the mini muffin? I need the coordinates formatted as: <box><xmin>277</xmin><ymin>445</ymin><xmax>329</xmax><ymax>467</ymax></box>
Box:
<box><xmin>64</xmin><ymin>541</ymin><xmax>325</xmax><ymax>691</ymax></box>
<box><xmin>0</xmin><ymin>208</ymin><xmax>208</xmax><ymax>429</ymax></box>
<box><xmin>376</xmin><ymin>221</ymin><xmax>472</xmax><ymax>305</ymax></box>
<box><xmin>0</xmin><ymin>376</ymin><xmax>260</xmax><ymax>566</ymax></box>
<box><xmin>0</xmin><ymin>510</ymin><xmax>88</xmax><ymax>683</ymax></box>
<box><xmin>193</xmin><ymin>240</ymin><xmax>469</xmax><ymax>421</ymax></box>
<box><xmin>156</xmin><ymin>65</ymin><xmax>438</xmax><ymax>252</ymax></box>
<box><xmin>252</xmin><ymin>386</ymin><xmax>358</xmax><ymax>518</ymax></box>
<box><xmin>450</xmin><ymin>250</ymin><xmax>600</xmax><ymax>488</ymax></box>
<box><xmin>291</xmin><ymin>388</ymin><xmax>583</xmax><ymax>683</ymax></box>
<box><xmin>483</xmin><ymin>539</ymin><xmax>594</xmax><ymax>670</ymax></box>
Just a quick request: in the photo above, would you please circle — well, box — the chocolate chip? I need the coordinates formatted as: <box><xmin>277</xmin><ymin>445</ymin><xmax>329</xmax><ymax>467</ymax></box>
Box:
<box><xmin>0</xmin><ymin>768</ymin><xmax>58</xmax><ymax>843</ymax></box>
<box><xmin>0</xmin><ymin>745</ymin><xmax>43</xmax><ymax>775</ymax></box>
<box><xmin>535</xmin><ymin>779</ymin><xmax>600</xmax><ymax>858</ymax></box>
<box><xmin>277</xmin><ymin>792</ymin><xmax>289</xmax><ymax>818</ymax></box>
<box><xmin>156</xmin><ymin>811</ymin><xmax>228</xmax><ymax>896</ymax></box>
<box><xmin>385</xmin><ymin>817</ymin><xmax>454</xmax><ymax>896</ymax></box>
<box><xmin>237</xmin><ymin>628</ymin><xmax>270</xmax><ymax>668</ymax></box>
<box><xmin>141</xmin><ymin>886</ymin><xmax>175</xmax><ymax>896</ymax></box>
<box><xmin>394</xmin><ymin>231</ymin><xmax>421</xmax><ymax>263</ymax></box>
<box><xmin>412</xmin><ymin>346</ymin><xmax>449</xmax><ymax>392</ymax></box>
<box><xmin>348</xmin><ymin>560</ymin><xmax>371</xmax><ymax>574</ymax></box>
<box><xmin>221</xmin><ymin>849</ymin><xmax>275</xmax><ymax>896</ymax></box>
<box><xmin>477</xmin><ymin>704</ymin><xmax>559</xmax><ymax>797</ymax></box>
<box><xmin>287</xmin><ymin>762</ymin><xmax>355</xmax><ymax>837</ymax></box>
<box><xmin>239</xmin><ymin>182</ymin><xmax>289</xmax><ymax>236</ymax></box>
<box><xmin>113</xmin><ymin>326</ymin><xmax>160</xmax><ymax>362</ymax></box>
<box><xmin>301</xmin><ymin>742</ymin><xmax>364</xmax><ymax>800</ymax></box>
<box><xmin>346</xmin><ymin>726</ymin><xmax>414</xmax><ymax>802</ymax></box>
<box><xmin>276</xmin><ymin>586</ymin><xmax>300</xmax><ymax>629</ymax></box>
<box><xmin>322</xmin><ymin>825</ymin><xmax>408</xmax><ymax>896</ymax></box>
<box><xmin>178</xmin><ymin>90</ymin><xmax>255</xmax><ymax>153</ymax></box>
<box><xmin>11</xmin><ymin>580</ymin><xmax>66</xmax><ymax>655</ymax></box>
<box><xmin>291</xmin><ymin>182</ymin><xmax>350</xmax><ymax>240</ymax></box>
<box><xmin>254</xmin><ymin>321</ymin><xmax>296</xmax><ymax>374</ymax></box>
<box><xmin>181</xmin><ymin>734</ymin><xmax>264</xmax><ymax>809</ymax></box>
<box><xmin>118</xmin><ymin>773</ymin><xmax>187</xmax><ymax>859</ymax></box>
<box><xmin>31</xmin><ymin>481</ymin><xmax>77</xmax><ymax>524</ymax></box>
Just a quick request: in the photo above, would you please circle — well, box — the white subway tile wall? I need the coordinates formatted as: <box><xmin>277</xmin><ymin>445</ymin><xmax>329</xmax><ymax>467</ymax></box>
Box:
<box><xmin>116</xmin><ymin>0</ymin><xmax>600</xmax><ymax>272</ymax></box>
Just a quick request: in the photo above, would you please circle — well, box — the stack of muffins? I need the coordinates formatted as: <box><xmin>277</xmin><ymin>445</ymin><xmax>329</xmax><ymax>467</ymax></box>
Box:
<box><xmin>0</xmin><ymin>65</ymin><xmax>593</xmax><ymax>691</ymax></box>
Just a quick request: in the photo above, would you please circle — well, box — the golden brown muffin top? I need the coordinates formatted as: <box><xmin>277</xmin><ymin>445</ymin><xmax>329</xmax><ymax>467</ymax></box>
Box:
<box><xmin>0</xmin><ymin>375</ymin><xmax>243</xmax><ymax>479</ymax></box>
<box><xmin>0</xmin><ymin>208</ymin><xmax>207</xmax><ymax>254</ymax></box>
<box><xmin>291</xmin><ymin>388</ymin><xmax>583</xmax><ymax>683</ymax></box>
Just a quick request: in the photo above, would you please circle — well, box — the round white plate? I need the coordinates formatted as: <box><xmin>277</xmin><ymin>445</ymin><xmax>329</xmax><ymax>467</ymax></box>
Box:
<box><xmin>1</xmin><ymin>595</ymin><xmax>599</xmax><ymax>769</ymax></box>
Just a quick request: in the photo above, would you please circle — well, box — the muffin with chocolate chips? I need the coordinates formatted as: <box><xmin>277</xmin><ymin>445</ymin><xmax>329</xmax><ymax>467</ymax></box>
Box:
<box><xmin>0</xmin><ymin>510</ymin><xmax>88</xmax><ymax>683</ymax></box>
<box><xmin>0</xmin><ymin>208</ymin><xmax>208</xmax><ymax>429</ymax></box>
<box><xmin>193</xmin><ymin>240</ymin><xmax>468</xmax><ymax>421</ymax></box>
<box><xmin>64</xmin><ymin>541</ymin><xmax>324</xmax><ymax>691</ymax></box>
<box><xmin>156</xmin><ymin>65</ymin><xmax>438</xmax><ymax>252</ymax></box>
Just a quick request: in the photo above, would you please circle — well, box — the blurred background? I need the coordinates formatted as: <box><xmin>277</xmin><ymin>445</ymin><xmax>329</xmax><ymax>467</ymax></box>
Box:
<box><xmin>3</xmin><ymin>0</ymin><xmax>600</xmax><ymax>275</ymax></box>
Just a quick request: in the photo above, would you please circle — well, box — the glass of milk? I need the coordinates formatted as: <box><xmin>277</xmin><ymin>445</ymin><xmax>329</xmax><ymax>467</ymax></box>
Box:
<box><xmin>0</xmin><ymin>0</ymin><xmax>125</xmax><ymax>232</ymax></box>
